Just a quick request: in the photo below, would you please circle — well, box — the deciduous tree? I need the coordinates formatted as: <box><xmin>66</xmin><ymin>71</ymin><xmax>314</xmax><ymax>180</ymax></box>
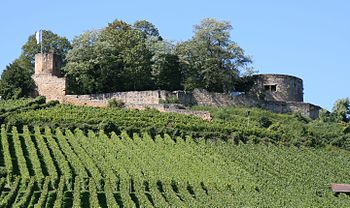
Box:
<box><xmin>332</xmin><ymin>98</ymin><xmax>350</xmax><ymax>122</ymax></box>
<box><xmin>133</xmin><ymin>20</ymin><xmax>161</xmax><ymax>39</ymax></box>
<box><xmin>176</xmin><ymin>18</ymin><xmax>252</xmax><ymax>92</ymax></box>
<box><xmin>0</xmin><ymin>59</ymin><xmax>35</xmax><ymax>99</ymax></box>
<box><xmin>65</xmin><ymin>20</ymin><xmax>154</xmax><ymax>94</ymax></box>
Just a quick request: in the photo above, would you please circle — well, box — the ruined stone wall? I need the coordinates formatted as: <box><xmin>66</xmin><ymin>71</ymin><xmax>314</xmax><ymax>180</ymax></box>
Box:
<box><xmin>32</xmin><ymin>53</ymin><xmax>319</xmax><ymax>120</ymax></box>
<box><xmin>173</xmin><ymin>91</ymin><xmax>193</xmax><ymax>106</ymax></box>
<box><xmin>62</xmin><ymin>96</ymin><xmax>212</xmax><ymax>120</ymax></box>
<box><xmin>259</xmin><ymin>101</ymin><xmax>321</xmax><ymax>119</ymax></box>
<box><xmin>181</xmin><ymin>89</ymin><xmax>320</xmax><ymax>119</ymax></box>
<box><xmin>250</xmin><ymin>74</ymin><xmax>304</xmax><ymax>102</ymax></box>
<box><xmin>32</xmin><ymin>74</ymin><xmax>66</xmax><ymax>101</ymax></box>
<box><xmin>63</xmin><ymin>95</ymin><xmax>106</xmax><ymax>107</ymax></box>
<box><xmin>174</xmin><ymin>89</ymin><xmax>234</xmax><ymax>107</ymax></box>
<box><xmin>63</xmin><ymin>90</ymin><xmax>170</xmax><ymax>107</ymax></box>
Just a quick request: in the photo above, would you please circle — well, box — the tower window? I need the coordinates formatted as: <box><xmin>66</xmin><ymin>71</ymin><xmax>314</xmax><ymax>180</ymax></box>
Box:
<box><xmin>271</xmin><ymin>85</ymin><xmax>277</xmax><ymax>92</ymax></box>
<box><xmin>264</xmin><ymin>84</ymin><xmax>277</xmax><ymax>92</ymax></box>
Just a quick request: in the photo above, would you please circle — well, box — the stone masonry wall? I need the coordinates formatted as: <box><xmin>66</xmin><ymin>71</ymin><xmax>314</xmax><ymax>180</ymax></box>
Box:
<box><xmin>64</xmin><ymin>90</ymin><xmax>170</xmax><ymax>107</ymax></box>
<box><xmin>258</xmin><ymin>100</ymin><xmax>321</xmax><ymax>119</ymax></box>
<box><xmin>31</xmin><ymin>73</ymin><xmax>320</xmax><ymax>119</ymax></box>
<box><xmin>178</xmin><ymin>89</ymin><xmax>321</xmax><ymax>119</ymax></box>
<box><xmin>32</xmin><ymin>74</ymin><xmax>66</xmax><ymax>101</ymax></box>
<box><xmin>250</xmin><ymin>74</ymin><xmax>304</xmax><ymax>102</ymax></box>
<box><xmin>33</xmin><ymin>53</ymin><xmax>320</xmax><ymax>119</ymax></box>
<box><xmin>62</xmin><ymin>89</ymin><xmax>320</xmax><ymax>119</ymax></box>
<box><xmin>63</xmin><ymin>94</ymin><xmax>212</xmax><ymax>120</ymax></box>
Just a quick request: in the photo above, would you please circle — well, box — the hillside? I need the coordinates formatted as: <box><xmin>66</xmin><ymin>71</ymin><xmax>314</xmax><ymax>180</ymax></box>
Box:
<box><xmin>2</xmin><ymin>99</ymin><xmax>349</xmax><ymax>150</ymax></box>
<box><xmin>0</xmin><ymin>99</ymin><xmax>350</xmax><ymax>207</ymax></box>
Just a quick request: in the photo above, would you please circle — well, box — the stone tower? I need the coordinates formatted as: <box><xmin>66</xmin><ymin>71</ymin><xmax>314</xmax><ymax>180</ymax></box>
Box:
<box><xmin>249</xmin><ymin>74</ymin><xmax>304</xmax><ymax>102</ymax></box>
<box><xmin>33</xmin><ymin>52</ymin><xmax>66</xmax><ymax>101</ymax></box>
<box><xmin>34</xmin><ymin>53</ymin><xmax>62</xmax><ymax>76</ymax></box>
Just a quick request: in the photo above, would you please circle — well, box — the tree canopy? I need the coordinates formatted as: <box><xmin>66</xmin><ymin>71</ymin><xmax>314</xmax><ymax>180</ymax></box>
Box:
<box><xmin>332</xmin><ymin>98</ymin><xmax>350</xmax><ymax>122</ymax></box>
<box><xmin>176</xmin><ymin>18</ymin><xmax>252</xmax><ymax>92</ymax></box>
<box><xmin>64</xmin><ymin>19</ymin><xmax>183</xmax><ymax>94</ymax></box>
<box><xmin>133</xmin><ymin>20</ymin><xmax>161</xmax><ymax>39</ymax></box>
<box><xmin>0</xmin><ymin>59</ymin><xmax>35</xmax><ymax>99</ymax></box>
<box><xmin>1</xmin><ymin>18</ymin><xmax>254</xmax><ymax>98</ymax></box>
<box><xmin>64</xmin><ymin>20</ymin><xmax>154</xmax><ymax>94</ymax></box>
<box><xmin>64</xmin><ymin>18</ymin><xmax>252</xmax><ymax>94</ymax></box>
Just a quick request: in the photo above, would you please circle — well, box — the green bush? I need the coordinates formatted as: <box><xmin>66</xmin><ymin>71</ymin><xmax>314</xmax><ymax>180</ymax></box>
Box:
<box><xmin>259</xmin><ymin>116</ymin><xmax>272</xmax><ymax>128</ymax></box>
<box><xmin>34</xmin><ymin>96</ymin><xmax>46</xmax><ymax>104</ymax></box>
<box><xmin>107</xmin><ymin>98</ymin><xmax>125</xmax><ymax>108</ymax></box>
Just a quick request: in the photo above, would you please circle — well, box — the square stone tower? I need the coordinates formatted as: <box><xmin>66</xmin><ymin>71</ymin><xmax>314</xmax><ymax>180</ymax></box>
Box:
<box><xmin>33</xmin><ymin>52</ymin><xmax>66</xmax><ymax>101</ymax></box>
<box><xmin>34</xmin><ymin>53</ymin><xmax>62</xmax><ymax>76</ymax></box>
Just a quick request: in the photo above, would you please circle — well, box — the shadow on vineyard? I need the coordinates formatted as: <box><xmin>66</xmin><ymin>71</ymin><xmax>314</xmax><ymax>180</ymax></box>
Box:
<box><xmin>1</xmin><ymin>99</ymin><xmax>350</xmax><ymax>207</ymax></box>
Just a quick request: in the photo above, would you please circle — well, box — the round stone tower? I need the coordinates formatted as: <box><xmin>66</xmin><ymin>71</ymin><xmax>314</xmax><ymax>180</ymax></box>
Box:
<box><xmin>250</xmin><ymin>74</ymin><xmax>304</xmax><ymax>102</ymax></box>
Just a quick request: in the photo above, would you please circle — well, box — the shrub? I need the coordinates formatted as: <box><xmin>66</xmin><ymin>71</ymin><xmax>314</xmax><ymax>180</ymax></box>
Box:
<box><xmin>34</xmin><ymin>96</ymin><xmax>46</xmax><ymax>104</ymax></box>
<box><xmin>216</xmin><ymin>109</ymin><xmax>231</xmax><ymax>120</ymax></box>
<box><xmin>292</xmin><ymin>112</ymin><xmax>310</xmax><ymax>123</ymax></box>
<box><xmin>259</xmin><ymin>116</ymin><xmax>272</xmax><ymax>128</ymax></box>
<box><xmin>107</xmin><ymin>98</ymin><xmax>125</xmax><ymax>108</ymax></box>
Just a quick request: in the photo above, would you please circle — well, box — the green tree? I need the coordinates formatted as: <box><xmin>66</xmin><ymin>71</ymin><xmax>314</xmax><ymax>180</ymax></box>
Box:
<box><xmin>0</xmin><ymin>59</ymin><xmax>35</xmax><ymax>99</ymax></box>
<box><xmin>153</xmin><ymin>53</ymin><xmax>182</xmax><ymax>90</ymax></box>
<box><xmin>133</xmin><ymin>20</ymin><xmax>183</xmax><ymax>90</ymax></box>
<box><xmin>332</xmin><ymin>98</ymin><xmax>350</xmax><ymax>122</ymax></box>
<box><xmin>65</xmin><ymin>20</ymin><xmax>154</xmax><ymax>94</ymax></box>
<box><xmin>318</xmin><ymin>109</ymin><xmax>332</xmax><ymax>122</ymax></box>
<box><xmin>64</xmin><ymin>30</ymin><xmax>118</xmax><ymax>94</ymax></box>
<box><xmin>102</xmin><ymin>20</ymin><xmax>154</xmax><ymax>91</ymax></box>
<box><xmin>176</xmin><ymin>18</ymin><xmax>252</xmax><ymax>92</ymax></box>
<box><xmin>145</xmin><ymin>36</ymin><xmax>183</xmax><ymax>91</ymax></box>
<box><xmin>133</xmin><ymin>20</ymin><xmax>161</xmax><ymax>39</ymax></box>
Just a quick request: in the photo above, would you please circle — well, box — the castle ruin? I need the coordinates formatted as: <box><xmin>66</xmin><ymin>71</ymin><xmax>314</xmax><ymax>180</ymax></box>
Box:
<box><xmin>33</xmin><ymin>52</ymin><xmax>321</xmax><ymax>119</ymax></box>
<box><xmin>249</xmin><ymin>74</ymin><xmax>304</xmax><ymax>102</ymax></box>
<box><xmin>33</xmin><ymin>53</ymin><xmax>66</xmax><ymax>101</ymax></box>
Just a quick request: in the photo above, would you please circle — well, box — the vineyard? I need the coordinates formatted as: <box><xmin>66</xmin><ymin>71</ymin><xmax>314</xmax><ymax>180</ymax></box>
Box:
<box><xmin>1</xmin><ymin>124</ymin><xmax>350</xmax><ymax>207</ymax></box>
<box><xmin>3</xmin><ymin>103</ymin><xmax>350</xmax><ymax>150</ymax></box>
<box><xmin>0</xmin><ymin>99</ymin><xmax>350</xmax><ymax>207</ymax></box>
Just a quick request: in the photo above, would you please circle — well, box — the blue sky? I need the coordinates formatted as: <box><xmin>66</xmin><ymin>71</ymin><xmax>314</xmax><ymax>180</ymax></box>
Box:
<box><xmin>0</xmin><ymin>0</ymin><xmax>349</xmax><ymax>110</ymax></box>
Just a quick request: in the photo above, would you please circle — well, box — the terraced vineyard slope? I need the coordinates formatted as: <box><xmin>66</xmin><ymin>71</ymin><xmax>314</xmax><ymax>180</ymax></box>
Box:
<box><xmin>1</xmin><ymin>125</ymin><xmax>350</xmax><ymax>207</ymax></box>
